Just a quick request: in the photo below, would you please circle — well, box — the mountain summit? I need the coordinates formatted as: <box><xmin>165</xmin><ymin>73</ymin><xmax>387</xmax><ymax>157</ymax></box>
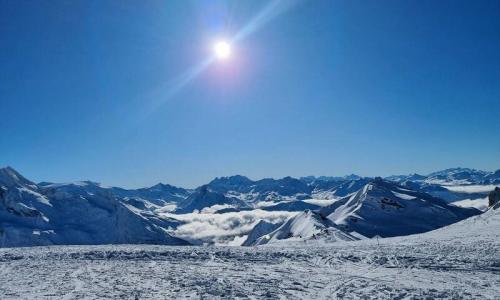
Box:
<box><xmin>0</xmin><ymin>166</ymin><xmax>35</xmax><ymax>188</ymax></box>
<box><xmin>319</xmin><ymin>178</ymin><xmax>480</xmax><ymax>238</ymax></box>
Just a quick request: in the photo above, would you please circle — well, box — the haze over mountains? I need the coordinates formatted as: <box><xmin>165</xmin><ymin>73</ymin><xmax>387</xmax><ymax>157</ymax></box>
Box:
<box><xmin>0</xmin><ymin>166</ymin><xmax>498</xmax><ymax>247</ymax></box>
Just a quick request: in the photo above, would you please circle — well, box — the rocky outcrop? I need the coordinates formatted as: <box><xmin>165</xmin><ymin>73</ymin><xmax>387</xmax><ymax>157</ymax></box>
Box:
<box><xmin>488</xmin><ymin>187</ymin><xmax>500</xmax><ymax>209</ymax></box>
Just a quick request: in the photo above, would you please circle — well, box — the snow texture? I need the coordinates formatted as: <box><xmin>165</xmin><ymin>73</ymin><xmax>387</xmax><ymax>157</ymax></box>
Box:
<box><xmin>0</xmin><ymin>205</ymin><xmax>498</xmax><ymax>299</ymax></box>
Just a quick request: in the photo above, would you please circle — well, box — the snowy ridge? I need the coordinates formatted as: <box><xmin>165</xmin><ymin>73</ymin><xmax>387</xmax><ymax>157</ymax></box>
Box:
<box><xmin>0</xmin><ymin>167</ymin><xmax>37</xmax><ymax>189</ymax></box>
<box><xmin>243</xmin><ymin>178</ymin><xmax>481</xmax><ymax>246</ymax></box>
<box><xmin>319</xmin><ymin>178</ymin><xmax>480</xmax><ymax>238</ymax></box>
<box><xmin>388</xmin><ymin>167</ymin><xmax>500</xmax><ymax>185</ymax></box>
<box><xmin>0</xmin><ymin>168</ymin><xmax>189</xmax><ymax>247</ymax></box>
<box><xmin>241</xmin><ymin>220</ymin><xmax>282</xmax><ymax>246</ymax></box>
<box><xmin>247</xmin><ymin>210</ymin><xmax>358</xmax><ymax>246</ymax></box>
<box><xmin>0</xmin><ymin>166</ymin><xmax>496</xmax><ymax>247</ymax></box>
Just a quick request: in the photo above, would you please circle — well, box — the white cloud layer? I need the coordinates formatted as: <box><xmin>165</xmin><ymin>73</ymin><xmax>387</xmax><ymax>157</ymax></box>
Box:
<box><xmin>160</xmin><ymin>210</ymin><xmax>297</xmax><ymax>245</ymax></box>
<box><xmin>444</xmin><ymin>185</ymin><xmax>499</xmax><ymax>193</ymax></box>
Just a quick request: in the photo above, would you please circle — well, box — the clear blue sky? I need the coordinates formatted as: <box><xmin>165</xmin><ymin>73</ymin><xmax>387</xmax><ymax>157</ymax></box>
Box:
<box><xmin>1</xmin><ymin>0</ymin><xmax>499</xmax><ymax>188</ymax></box>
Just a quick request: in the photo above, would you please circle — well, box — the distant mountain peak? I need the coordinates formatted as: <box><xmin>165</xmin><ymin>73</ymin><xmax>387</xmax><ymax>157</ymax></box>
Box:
<box><xmin>301</xmin><ymin>174</ymin><xmax>362</xmax><ymax>183</ymax></box>
<box><xmin>427</xmin><ymin>167</ymin><xmax>487</xmax><ymax>176</ymax></box>
<box><xmin>0</xmin><ymin>166</ymin><xmax>34</xmax><ymax>187</ymax></box>
<box><xmin>176</xmin><ymin>184</ymin><xmax>247</xmax><ymax>213</ymax></box>
<box><xmin>149</xmin><ymin>182</ymin><xmax>180</xmax><ymax>191</ymax></box>
<box><xmin>319</xmin><ymin>178</ymin><xmax>480</xmax><ymax>239</ymax></box>
<box><xmin>209</xmin><ymin>175</ymin><xmax>253</xmax><ymax>186</ymax></box>
<box><xmin>344</xmin><ymin>174</ymin><xmax>361</xmax><ymax>180</ymax></box>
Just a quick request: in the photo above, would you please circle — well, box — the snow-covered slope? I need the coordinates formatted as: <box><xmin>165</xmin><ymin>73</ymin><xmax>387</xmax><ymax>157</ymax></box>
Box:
<box><xmin>397</xmin><ymin>180</ymin><xmax>490</xmax><ymax>203</ymax></box>
<box><xmin>0</xmin><ymin>167</ymin><xmax>37</xmax><ymax>188</ymax></box>
<box><xmin>245</xmin><ymin>178</ymin><xmax>481</xmax><ymax>246</ymax></box>
<box><xmin>319</xmin><ymin>178</ymin><xmax>481</xmax><ymax>238</ymax></box>
<box><xmin>387</xmin><ymin>167</ymin><xmax>500</xmax><ymax>185</ymax></box>
<box><xmin>241</xmin><ymin>220</ymin><xmax>282</xmax><ymax>246</ymax></box>
<box><xmin>402</xmin><ymin>195</ymin><xmax>500</xmax><ymax>245</ymax></box>
<box><xmin>0</xmin><ymin>201</ymin><xmax>498</xmax><ymax>298</ymax></box>
<box><xmin>386</xmin><ymin>168</ymin><xmax>500</xmax><ymax>205</ymax></box>
<box><xmin>248</xmin><ymin>210</ymin><xmax>358</xmax><ymax>246</ymax></box>
<box><xmin>111</xmin><ymin>183</ymin><xmax>191</xmax><ymax>206</ymax></box>
<box><xmin>425</xmin><ymin>167</ymin><xmax>490</xmax><ymax>185</ymax></box>
<box><xmin>484</xmin><ymin>169</ymin><xmax>500</xmax><ymax>184</ymax></box>
<box><xmin>0</xmin><ymin>167</ymin><xmax>189</xmax><ymax>247</ymax></box>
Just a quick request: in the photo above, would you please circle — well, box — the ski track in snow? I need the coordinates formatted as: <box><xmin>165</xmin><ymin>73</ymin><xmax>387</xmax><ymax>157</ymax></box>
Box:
<box><xmin>0</xmin><ymin>229</ymin><xmax>498</xmax><ymax>300</ymax></box>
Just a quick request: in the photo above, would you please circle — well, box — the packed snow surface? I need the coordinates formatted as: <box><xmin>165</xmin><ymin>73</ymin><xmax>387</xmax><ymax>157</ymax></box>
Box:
<box><xmin>1</xmin><ymin>207</ymin><xmax>498</xmax><ymax>299</ymax></box>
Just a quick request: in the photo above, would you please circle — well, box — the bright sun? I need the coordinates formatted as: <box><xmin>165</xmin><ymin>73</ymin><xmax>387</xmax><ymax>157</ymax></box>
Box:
<box><xmin>214</xmin><ymin>41</ymin><xmax>231</xmax><ymax>60</ymax></box>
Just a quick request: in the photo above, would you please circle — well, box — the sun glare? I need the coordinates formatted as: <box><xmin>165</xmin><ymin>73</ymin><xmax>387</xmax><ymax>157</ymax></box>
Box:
<box><xmin>214</xmin><ymin>41</ymin><xmax>231</xmax><ymax>60</ymax></box>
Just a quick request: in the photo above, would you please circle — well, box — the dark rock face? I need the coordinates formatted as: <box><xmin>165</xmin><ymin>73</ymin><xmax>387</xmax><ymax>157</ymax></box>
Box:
<box><xmin>489</xmin><ymin>187</ymin><xmax>500</xmax><ymax>209</ymax></box>
<box><xmin>176</xmin><ymin>185</ymin><xmax>248</xmax><ymax>213</ymax></box>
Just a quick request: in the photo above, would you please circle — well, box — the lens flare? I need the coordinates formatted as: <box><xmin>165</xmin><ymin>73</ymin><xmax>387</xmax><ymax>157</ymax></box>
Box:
<box><xmin>214</xmin><ymin>41</ymin><xmax>231</xmax><ymax>59</ymax></box>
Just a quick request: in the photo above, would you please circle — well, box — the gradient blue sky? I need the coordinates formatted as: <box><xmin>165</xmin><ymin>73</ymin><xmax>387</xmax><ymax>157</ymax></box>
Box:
<box><xmin>1</xmin><ymin>0</ymin><xmax>499</xmax><ymax>188</ymax></box>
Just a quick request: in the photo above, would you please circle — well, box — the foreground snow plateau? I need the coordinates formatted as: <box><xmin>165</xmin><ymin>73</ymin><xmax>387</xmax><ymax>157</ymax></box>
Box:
<box><xmin>1</xmin><ymin>207</ymin><xmax>498</xmax><ymax>299</ymax></box>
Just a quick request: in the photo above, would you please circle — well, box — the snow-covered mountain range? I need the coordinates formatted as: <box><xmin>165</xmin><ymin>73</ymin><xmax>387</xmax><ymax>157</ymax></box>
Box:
<box><xmin>0</xmin><ymin>166</ymin><xmax>498</xmax><ymax>247</ymax></box>
<box><xmin>386</xmin><ymin>167</ymin><xmax>500</xmax><ymax>185</ymax></box>
<box><xmin>0</xmin><ymin>167</ymin><xmax>188</xmax><ymax>247</ymax></box>
<box><xmin>244</xmin><ymin>178</ymin><xmax>481</xmax><ymax>246</ymax></box>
